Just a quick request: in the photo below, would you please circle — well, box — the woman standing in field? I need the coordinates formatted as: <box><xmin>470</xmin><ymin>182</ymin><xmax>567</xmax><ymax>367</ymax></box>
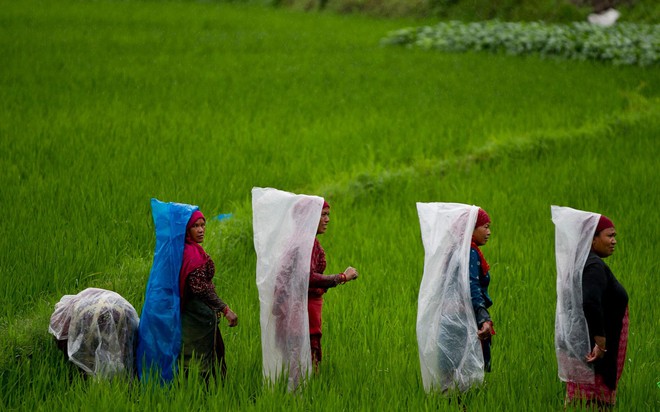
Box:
<box><xmin>566</xmin><ymin>215</ymin><xmax>629</xmax><ymax>408</ymax></box>
<box><xmin>179</xmin><ymin>210</ymin><xmax>238</xmax><ymax>380</ymax></box>
<box><xmin>470</xmin><ymin>208</ymin><xmax>495</xmax><ymax>372</ymax></box>
<box><xmin>416</xmin><ymin>203</ymin><xmax>488</xmax><ymax>392</ymax></box>
<box><xmin>270</xmin><ymin>197</ymin><xmax>319</xmax><ymax>390</ymax></box>
<box><xmin>308</xmin><ymin>200</ymin><xmax>358</xmax><ymax>370</ymax></box>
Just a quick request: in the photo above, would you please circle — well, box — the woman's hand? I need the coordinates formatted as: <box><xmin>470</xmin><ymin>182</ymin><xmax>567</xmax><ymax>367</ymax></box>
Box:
<box><xmin>586</xmin><ymin>336</ymin><xmax>607</xmax><ymax>363</ymax></box>
<box><xmin>344</xmin><ymin>266</ymin><xmax>359</xmax><ymax>281</ymax></box>
<box><xmin>585</xmin><ymin>343</ymin><xmax>606</xmax><ymax>363</ymax></box>
<box><xmin>477</xmin><ymin>321</ymin><xmax>493</xmax><ymax>341</ymax></box>
<box><xmin>225</xmin><ymin>309</ymin><xmax>238</xmax><ymax>327</ymax></box>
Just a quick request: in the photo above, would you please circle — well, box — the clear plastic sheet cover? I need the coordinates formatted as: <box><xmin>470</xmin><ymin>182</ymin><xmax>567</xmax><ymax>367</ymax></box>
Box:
<box><xmin>416</xmin><ymin>203</ymin><xmax>484</xmax><ymax>393</ymax></box>
<box><xmin>552</xmin><ymin>205</ymin><xmax>599</xmax><ymax>384</ymax></box>
<box><xmin>252</xmin><ymin>187</ymin><xmax>323</xmax><ymax>391</ymax></box>
<box><xmin>48</xmin><ymin>288</ymin><xmax>139</xmax><ymax>378</ymax></box>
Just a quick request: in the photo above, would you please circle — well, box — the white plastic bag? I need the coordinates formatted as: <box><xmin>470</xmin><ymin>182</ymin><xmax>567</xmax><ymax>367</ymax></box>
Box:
<box><xmin>48</xmin><ymin>288</ymin><xmax>139</xmax><ymax>378</ymax></box>
<box><xmin>252</xmin><ymin>187</ymin><xmax>324</xmax><ymax>391</ymax></box>
<box><xmin>552</xmin><ymin>205</ymin><xmax>599</xmax><ymax>384</ymax></box>
<box><xmin>416</xmin><ymin>203</ymin><xmax>484</xmax><ymax>392</ymax></box>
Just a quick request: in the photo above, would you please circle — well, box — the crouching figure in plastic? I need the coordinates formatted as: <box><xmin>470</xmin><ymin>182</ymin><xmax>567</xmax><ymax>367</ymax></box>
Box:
<box><xmin>48</xmin><ymin>287</ymin><xmax>140</xmax><ymax>379</ymax></box>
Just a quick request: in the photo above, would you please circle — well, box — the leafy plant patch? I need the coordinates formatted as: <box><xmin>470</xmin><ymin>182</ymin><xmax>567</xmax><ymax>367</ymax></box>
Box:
<box><xmin>381</xmin><ymin>21</ymin><xmax>659</xmax><ymax>66</ymax></box>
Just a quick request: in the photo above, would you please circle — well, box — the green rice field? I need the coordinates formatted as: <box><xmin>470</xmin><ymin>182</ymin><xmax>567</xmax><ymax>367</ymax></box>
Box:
<box><xmin>1</xmin><ymin>0</ymin><xmax>659</xmax><ymax>410</ymax></box>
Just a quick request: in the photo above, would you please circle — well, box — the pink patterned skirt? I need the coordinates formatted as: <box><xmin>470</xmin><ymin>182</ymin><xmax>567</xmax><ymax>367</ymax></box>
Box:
<box><xmin>566</xmin><ymin>308</ymin><xmax>629</xmax><ymax>405</ymax></box>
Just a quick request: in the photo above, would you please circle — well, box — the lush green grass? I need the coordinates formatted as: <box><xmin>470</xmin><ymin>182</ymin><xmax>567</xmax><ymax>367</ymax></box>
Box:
<box><xmin>1</xmin><ymin>0</ymin><xmax>659</xmax><ymax>410</ymax></box>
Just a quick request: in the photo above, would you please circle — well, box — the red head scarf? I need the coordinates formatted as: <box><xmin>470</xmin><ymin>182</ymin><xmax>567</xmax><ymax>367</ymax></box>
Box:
<box><xmin>322</xmin><ymin>200</ymin><xmax>330</xmax><ymax>209</ymax></box>
<box><xmin>179</xmin><ymin>210</ymin><xmax>209</xmax><ymax>300</ymax></box>
<box><xmin>595</xmin><ymin>215</ymin><xmax>614</xmax><ymax>234</ymax></box>
<box><xmin>472</xmin><ymin>208</ymin><xmax>491</xmax><ymax>274</ymax></box>
<box><xmin>475</xmin><ymin>208</ymin><xmax>490</xmax><ymax>228</ymax></box>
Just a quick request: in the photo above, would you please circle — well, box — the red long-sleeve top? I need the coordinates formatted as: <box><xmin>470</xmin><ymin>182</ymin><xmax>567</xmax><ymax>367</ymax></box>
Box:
<box><xmin>309</xmin><ymin>238</ymin><xmax>344</xmax><ymax>297</ymax></box>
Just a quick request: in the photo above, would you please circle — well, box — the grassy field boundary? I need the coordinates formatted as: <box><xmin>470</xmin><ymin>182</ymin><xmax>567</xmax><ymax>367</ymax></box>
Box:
<box><xmin>316</xmin><ymin>91</ymin><xmax>658</xmax><ymax>204</ymax></box>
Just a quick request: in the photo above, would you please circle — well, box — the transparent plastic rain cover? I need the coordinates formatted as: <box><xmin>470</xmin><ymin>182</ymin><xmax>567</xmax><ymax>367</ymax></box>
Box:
<box><xmin>416</xmin><ymin>203</ymin><xmax>483</xmax><ymax>393</ymax></box>
<box><xmin>49</xmin><ymin>288</ymin><xmax>139</xmax><ymax>378</ymax></box>
<box><xmin>252</xmin><ymin>187</ymin><xmax>323</xmax><ymax>391</ymax></box>
<box><xmin>552</xmin><ymin>205</ymin><xmax>599</xmax><ymax>384</ymax></box>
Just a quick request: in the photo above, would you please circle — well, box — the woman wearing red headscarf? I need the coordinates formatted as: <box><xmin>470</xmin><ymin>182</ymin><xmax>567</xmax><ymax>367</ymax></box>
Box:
<box><xmin>470</xmin><ymin>208</ymin><xmax>495</xmax><ymax>372</ymax></box>
<box><xmin>308</xmin><ymin>200</ymin><xmax>358</xmax><ymax>371</ymax></box>
<box><xmin>179</xmin><ymin>210</ymin><xmax>238</xmax><ymax>380</ymax></box>
<box><xmin>566</xmin><ymin>215</ymin><xmax>629</xmax><ymax>409</ymax></box>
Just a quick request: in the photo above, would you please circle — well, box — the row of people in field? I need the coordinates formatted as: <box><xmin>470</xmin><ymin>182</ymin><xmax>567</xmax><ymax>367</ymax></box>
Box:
<box><xmin>48</xmin><ymin>188</ymin><xmax>627</xmax><ymax>409</ymax></box>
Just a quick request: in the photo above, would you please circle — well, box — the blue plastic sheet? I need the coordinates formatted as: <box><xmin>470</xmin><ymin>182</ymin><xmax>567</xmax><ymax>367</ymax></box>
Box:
<box><xmin>213</xmin><ymin>213</ymin><xmax>233</xmax><ymax>221</ymax></box>
<box><xmin>136</xmin><ymin>198</ymin><xmax>197</xmax><ymax>382</ymax></box>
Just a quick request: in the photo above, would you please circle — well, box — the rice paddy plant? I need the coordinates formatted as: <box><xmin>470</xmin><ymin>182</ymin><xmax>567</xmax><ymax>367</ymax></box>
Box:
<box><xmin>1</xmin><ymin>0</ymin><xmax>659</xmax><ymax>410</ymax></box>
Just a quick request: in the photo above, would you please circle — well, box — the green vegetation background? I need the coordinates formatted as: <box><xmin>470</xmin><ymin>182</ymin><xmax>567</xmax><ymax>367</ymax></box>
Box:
<box><xmin>259</xmin><ymin>0</ymin><xmax>660</xmax><ymax>22</ymax></box>
<box><xmin>1</xmin><ymin>0</ymin><xmax>658</xmax><ymax>410</ymax></box>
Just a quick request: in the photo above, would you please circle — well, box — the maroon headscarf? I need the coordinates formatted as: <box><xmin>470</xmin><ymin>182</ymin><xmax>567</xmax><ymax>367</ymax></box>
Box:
<box><xmin>471</xmin><ymin>208</ymin><xmax>491</xmax><ymax>274</ymax></box>
<box><xmin>179</xmin><ymin>210</ymin><xmax>209</xmax><ymax>299</ymax></box>
<box><xmin>322</xmin><ymin>200</ymin><xmax>330</xmax><ymax>209</ymax></box>
<box><xmin>475</xmin><ymin>208</ymin><xmax>491</xmax><ymax>228</ymax></box>
<box><xmin>596</xmin><ymin>215</ymin><xmax>614</xmax><ymax>234</ymax></box>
